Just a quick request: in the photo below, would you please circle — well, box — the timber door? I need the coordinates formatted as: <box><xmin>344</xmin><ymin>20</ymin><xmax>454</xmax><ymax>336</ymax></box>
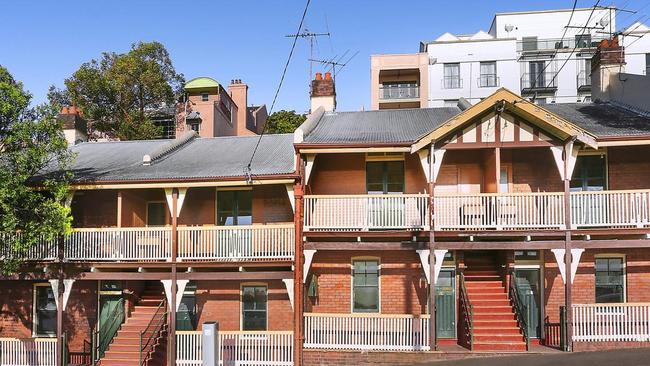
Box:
<box><xmin>436</xmin><ymin>269</ymin><xmax>456</xmax><ymax>338</ymax></box>
<box><xmin>514</xmin><ymin>269</ymin><xmax>541</xmax><ymax>339</ymax></box>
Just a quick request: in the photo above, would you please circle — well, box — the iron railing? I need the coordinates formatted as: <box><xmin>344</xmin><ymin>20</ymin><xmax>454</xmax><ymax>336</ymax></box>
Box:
<box><xmin>509</xmin><ymin>271</ymin><xmax>530</xmax><ymax>351</ymax></box>
<box><xmin>459</xmin><ymin>273</ymin><xmax>474</xmax><ymax>350</ymax></box>
<box><xmin>379</xmin><ymin>85</ymin><xmax>419</xmax><ymax>100</ymax></box>
<box><xmin>521</xmin><ymin>72</ymin><xmax>558</xmax><ymax>91</ymax></box>
<box><xmin>139</xmin><ymin>299</ymin><xmax>167</xmax><ymax>366</ymax></box>
<box><xmin>517</xmin><ymin>36</ymin><xmax>606</xmax><ymax>52</ymax></box>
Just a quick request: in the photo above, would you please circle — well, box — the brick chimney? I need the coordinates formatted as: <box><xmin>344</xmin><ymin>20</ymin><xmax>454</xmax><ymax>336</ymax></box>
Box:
<box><xmin>228</xmin><ymin>79</ymin><xmax>248</xmax><ymax>135</ymax></box>
<box><xmin>591</xmin><ymin>38</ymin><xmax>625</xmax><ymax>102</ymax></box>
<box><xmin>310</xmin><ymin>72</ymin><xmax>336</xmax><ymax>112</ymax></box>
<box><xmin>58</xmin><ymin>106</ymin><xmax>88</xmax><ymax>145</ymax></box>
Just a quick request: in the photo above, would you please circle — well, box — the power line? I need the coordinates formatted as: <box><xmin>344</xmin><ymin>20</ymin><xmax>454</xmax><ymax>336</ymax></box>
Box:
<box><xmin>245</xmin><ymin>0</ymin><xmax>311</xmax><ymax>178</ymax></box>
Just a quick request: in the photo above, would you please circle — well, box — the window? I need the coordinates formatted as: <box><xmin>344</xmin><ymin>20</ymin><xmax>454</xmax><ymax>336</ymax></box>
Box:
<box><xmin>528</xmin><ymin>61</ymin><xmax>546</xmax><ymax>88</ymax></box>
<box><xmin>217</xmin><ymin>190</ymin><xmax>252</xmax><ymax>225</ymax></box>
<box><xmin>570</xmin><ymin>155</ymin><xmax>606</xmax><ymax>191</ymax></box>
<box><xmin>188</xmin><ymin>122</ymin><xmax>200</xmax><ymax>133</ymax></box>
<box><xmin>242</xmin><ymin>285</ymin><xmax>267</xmax><ymax>330</ymax></box>
<box><xmin>575</xmin><ymin>34</ymin><xmax>592</xmax><ymax>48</ymax></box>
<box><xmin>443</xmin><ymin>63</ymin><xmax>461</xmax><ymax>89</ymax></box>
<box><xmin>34</xmin><ymin>285</ymin><xmax>56</xmax><ymax>336</ymax></box>
<box><xmin>595</xmin><ymin>257</ymin><xmax>625</xmax><ymax>303</ymax></box>
<box><xmin>147</xmin><ymin>202</ymin><xmax>166</xmax><ymax>226</ymax></box>
<box><xmin>479</xmin><ymin>61</ymin><xmax>497</xmax><ymax>87</ymax></box>
<box><xmin>201</xmin><ymin>93</ymin><xmax>209</xmax><ymax>102</ymax></box>
<box><xmin>380</xmin><ymin>82</ymin><xmax>419</xmax><ymax>99</ymax></box>
<box><xmin>515</xmin><ymin>250</ymin><xmax>540</xmax><ymax>261</ymax></box>
<box><xmin>177</xmin><ymin>281</ymin><xmax>197</xmax><ymax>331</ymax></box>
<box><xmin>522</xmin><ymin>36</ymin><xmax>538</xmax><ymax>51</ymax></box>
<box><xmin>155</xmin><ymin>118</ymin><xmax>176</xmax><ymax>139</ymax></box>
<box><xmin>646</xmin><ymin>53</ymin><xmax>650</xmax><ymax>75</ymax></box>
<box><xmin>100</xmin><ymin>281</ymin><xmax>122</xmax><ymax>292</ymax></box>
<box><xmin>499</xmin><ymin>167</ymin><xmax>510</xmax><ymax>193</ymax></box>
<box><xmin>353</xmin><ymin>260</ymin><xmax>380</xmax><ymax>312</ymax></box>
<box><xmin>366</xmin><ymin>161</ymin><xmax>404</xmax><ymax>194</ymax></box>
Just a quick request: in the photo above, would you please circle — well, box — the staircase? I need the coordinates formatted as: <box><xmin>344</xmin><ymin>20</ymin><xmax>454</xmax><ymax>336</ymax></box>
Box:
<box><xmin>100</xmin><ymin>282</ymin><xmax>168</xmax><ymax>366</ymax></box>
<box><xmin>464</xmin><ymin>254</ymin><xmax>527</xmax><ymax>351</ymax></box>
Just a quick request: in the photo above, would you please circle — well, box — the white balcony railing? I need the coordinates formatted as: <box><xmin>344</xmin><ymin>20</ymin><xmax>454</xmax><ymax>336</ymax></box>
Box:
<box><xmin>177</xmin><ymin>224</ymin><xmax>294</xmax><ymax>261</ymax></box>
<box><xmin>304</xmin><ymin>313</ymin><xmax>430</xmax><ymax>351</ymax></box>
<box><xmin>0</xmin><ymin>338</ymin><xmax>57</xmax><ymax>366</ymax></box>
<box><xmin>571</xmin><ymin>190</ymin><xmax>650</xmax><ymax>229</ymax></box>
<box><xmin>434</xmin><ymin>192</ymin><xmax>565</xmax><ymax>230</ymax></box>
<box><xmin>65</xmin><ymin>227</ymin><xmax>172</xmax><ymax>261</ymax></box>
<box><xmin>0</xmin><ymin>233</ymin><xmax>57</xmax><ymax>261</ymax></box>
<box><xmin>573</xmin><ymin>303</ymin><xmax>650</xmax><ymax>342</ymax></box>
<box><xmin>303</xmin><ymin>194</ymin><xmax>429</xmax><ymax>231</ymax></box>
<box><xmin>176</xmin><ymin>331</ymin><xmax>293</xmax><ymax>366</ymax></box>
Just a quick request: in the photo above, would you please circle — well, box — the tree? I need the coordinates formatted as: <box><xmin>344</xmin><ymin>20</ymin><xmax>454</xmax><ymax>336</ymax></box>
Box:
<box><xmin>265</xmin><ymin>110</ymin><xmax>307</xmax><ymax>134</ymax></box>
<box><xmin>64</xmin><ymin>41</ymin><xmax>185</xmax><ymax>140</ymax></box>
<box><xmin>0</xmin><ymin>65</ymin><xmax>72</xmax><ymax>274</ymax></box>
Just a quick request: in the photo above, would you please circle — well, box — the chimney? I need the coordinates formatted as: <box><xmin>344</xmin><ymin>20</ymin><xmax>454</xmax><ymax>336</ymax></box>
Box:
<box><xmin>310</xmin><ymin>71</ymin><xmax>336</xmax><ymax>112</ymax></box>
<box><xmin>58</xmin><ymin>106</ymin><xmax>88</xmax><ymax>145</ymax></box>
<box><xmin>228</xmin><ymin>79</ymin><xmax>248</xmax><ymax>135</ymax></box>
<box><xmin>591</xmin><ymin>38</ymin><xmax>625</xmax><ymax>102</ymax></box>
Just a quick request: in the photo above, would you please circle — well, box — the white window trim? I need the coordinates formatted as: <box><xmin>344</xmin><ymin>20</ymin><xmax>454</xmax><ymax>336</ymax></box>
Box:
<box><xmin>594</xmin><ymin>253</ymin><xmax>627</xmax><ymax>303</ymax></box>
<box><xmin>350</xmin><ymin>257</ymin><xmax>381</xmax><ymax>314</ymax></box>
<box><xmin>33</xmin><ymin>283</ymin><xmax>56</xmax><ymax>338</ymax></box>
<box><xmin>240</xmin><ymin>282</ymin><xmax>268</xmax><ymax>331</ymax></box>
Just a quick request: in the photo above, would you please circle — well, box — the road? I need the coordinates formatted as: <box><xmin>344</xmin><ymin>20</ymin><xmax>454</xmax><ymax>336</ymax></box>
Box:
<box><xmin>420</xmin><ymin>348</ymin><xmax>650</xmax><ymax>366</ymax></box>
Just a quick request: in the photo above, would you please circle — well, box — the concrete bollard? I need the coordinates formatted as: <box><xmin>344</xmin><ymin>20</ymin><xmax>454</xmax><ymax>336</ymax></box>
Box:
<box><xmin>202</xmin><ymin>321</ymin><xmax>219</xmax><ymax>366</ymax></box>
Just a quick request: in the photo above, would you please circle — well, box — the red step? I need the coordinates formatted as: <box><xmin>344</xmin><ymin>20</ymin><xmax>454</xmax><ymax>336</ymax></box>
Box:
<box><xmin>473</xmin><ymin>342</ymin><xmax>527</xmax><ymax>351</ymax></box>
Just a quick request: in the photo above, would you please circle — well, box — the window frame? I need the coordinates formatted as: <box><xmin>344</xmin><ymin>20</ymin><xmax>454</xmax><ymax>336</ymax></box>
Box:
<box><xmin>177</xmin><ymin>281</ymin><xmax>198</xmax><ymax>331</ymax></box>
<box><xmin>570</xmin><ymin>153</ymin><xmax>608</xmax><ymax>192</ymax></box>
<box><xmin>365</xmin><ymin>157</ymin><xmax>405</xmax><ymax>195</ymax></box>
<box><xmin>216</xmin><ymin>187</ymin><xmax>253</xmax><ymax>226</ymax></box>
<box><xmin>33</xmin><ymin>283</ymin><xmax>57</xmax><ymax>337</ymax></box>
<box><xmin>479</xmin><ymin>61</ymin><xmax>498</xmax><ymax>88</ymax></box>
<box><xmin>594</xmin><ymin>254</ymin><xmax>626</xmax><ymax>304</ymax></box>
<box><xmin>201</xmin><ymin>93</ymin><xmax>209</xmax><ymax>102</ymax></box>
<box><xmin>443</xmin><ymin>63</ymin><xmax>461</xmax><ymax>89</ymax></box>
<box><xmin>146</xmin><ymin>201</ymin><xmax>168</xmax><ymax>227</ymax></box>
<box><xmin>351</xmin><ymin>257</ymin><xmax>381</xmax><ymax>313</ymax></box>
<box><xmin>240</xmin><ymin>283</ymin><xmax>268</xmax><ymax>331</ymax></box>
<box><xmin>645</xmin><ymin>53</ymin><xmax>650</xmax><ymax>75</ymax></box>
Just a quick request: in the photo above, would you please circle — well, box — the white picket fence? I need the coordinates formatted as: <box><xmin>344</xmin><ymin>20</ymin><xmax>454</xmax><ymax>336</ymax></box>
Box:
<box><xmin>303</xmin><ymin>313</ymin><xmax>430</xmax><ymax>351</ymax></box>
<box><xmin>573</xmin><ymin>303</ymin><xmax>650</xmax><ymax>342</ymax></box>
<box><xmin>176</xmin><ymin>331</ymin><xmax>293</xmax><ymax>366</ymax></box>
<box><xmin>303</xmin><ymin>194</ymin><xmax>429</xmax><ymax>231</ymax></box>
<box><xmin>64</xmin><ymin>227</ymin><xmax>172</xmax><ymax>261</ymax></box>
<box><xmin>0</xmin><ymin>338</ymin><xmax>57</xmax><ymax>366</ymax></box>
<box><xmin>434</xmin><ymin>192</ymin><xmax>565</xmax><ymax>230</ymax></box>
<box><xmin>177</xmin><ymin>224</ymin><xmax>294</xmax><ymax>261</ymax></box>
<box><xmin>571</xmin><ymin>189</ymin><xmax>650</xmax><ymax>228</ymax></box>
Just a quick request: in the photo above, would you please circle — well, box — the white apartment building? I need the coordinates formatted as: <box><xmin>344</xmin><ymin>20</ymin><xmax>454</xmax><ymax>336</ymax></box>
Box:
<box><xmin>370</xmin><ymin>7</ymin><xmax>650</xmax><ymax>109</ymax></box>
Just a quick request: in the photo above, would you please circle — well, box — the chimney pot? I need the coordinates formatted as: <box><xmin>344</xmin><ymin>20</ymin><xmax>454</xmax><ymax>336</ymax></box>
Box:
<box><xmin>315</xmin><ymin>72</ymin><xmax>322</xmax><ymax>81</ymax></box>
<box><xmin>61</xmin><ymin>106</ymin><xmax>70</xmax><ymax>114</ymax></box>
<box><xmin>325</xmin><ymin>72</ymin><xmax>332</xmax><ymax>81</ymax></box>
<box><xmin>69</xmin><ymin>106</ymin><xmax>78</xmax><ymax>115</ymax></box>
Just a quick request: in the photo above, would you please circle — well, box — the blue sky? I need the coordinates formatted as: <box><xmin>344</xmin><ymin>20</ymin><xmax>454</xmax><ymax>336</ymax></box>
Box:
<box><xmin>0</xmin><ymin>0</ymin><xmax>639</xmax><ymax>113</ymax></box>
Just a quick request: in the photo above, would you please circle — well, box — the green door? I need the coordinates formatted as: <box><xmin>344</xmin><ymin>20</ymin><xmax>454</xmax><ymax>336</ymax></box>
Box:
<box><xmin>515</xmin><ymin>269</ymin><xmax>541</xmax><ymax>339</ymax></box>
<box><xmin>98</xmin><ymin>295</ymin><xmax>124</xmax><ymax>358</ymax></box>
<box><xmin>435</xmin><ymin>269</ymin><xmax>456</xmax><ymax>339</ymax></box>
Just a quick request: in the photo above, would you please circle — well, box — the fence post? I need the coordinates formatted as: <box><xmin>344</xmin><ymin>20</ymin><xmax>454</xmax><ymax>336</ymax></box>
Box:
<box><xmin>202</xmin><ymin>322</ymin><xmax>219</xmax><ymax>366</ymax></box>
<box><xmin>560</xmin><ymin>306</ymin><xmax>567</xmax><ymax>352</ymax></box>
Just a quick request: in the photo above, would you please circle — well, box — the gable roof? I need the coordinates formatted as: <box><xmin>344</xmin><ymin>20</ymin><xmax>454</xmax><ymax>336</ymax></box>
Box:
<box><xmin>60</xmin><ymin>134</ymin><xmax>295</xmax><ymax>184</ymax></box>
<box><xmin>299</xmin><ymin>107</ymin><xmax>461</xmax><ymax>145</ymax></box>
<box><xmin>411</xmin><ymin>88</ymin><xmax>599</xmax><ymax>152</ymax></box>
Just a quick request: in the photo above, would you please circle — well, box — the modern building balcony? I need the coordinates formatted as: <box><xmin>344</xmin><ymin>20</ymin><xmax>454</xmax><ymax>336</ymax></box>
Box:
<box><xmin>517</xmin><ymin>36</ymin><xmax>606</xmax><ymax>53</ymax></box>
<box><xmin>1</xmin><ymin>224</ymin><xmax>295</xmax><ymax>262</ymax></box>
<box><xmin>577</xmin><ymin>71</ymin><xmax>592</xmax><ymax>92</ymax></box>
<box><xmin>520</xmin><ymin>72</ymin><xmax>558</xmax><ymax>93</ymax></box>
<box><xmin>303</xmin><ymin>194</ymin><xmax>430</xmax><ymax>232</ymax></box>
<box><xmin>378</xmin><ymin>85</ymin><xmax>420</xmax><ymax>101</ymax></box>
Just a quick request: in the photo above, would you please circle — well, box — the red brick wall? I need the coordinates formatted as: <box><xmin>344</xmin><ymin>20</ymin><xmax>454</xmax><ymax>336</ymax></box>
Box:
<box><xmin>303</xmin><ymin>349</ymin><xmax>515</xmax><ymax>365</ymax></box>
<box><xmin>309</xmin><ymin>153</ymin><xmax>428</xmax><ymax>195</ymax></box>
<box><xmin>179</xmin><ymin>187</ymin><xmax>215</xmax><ymax>226</ymax></box>
<box><xmin>0</xmin><ymin>281</ymin><xmax>33</xmax><ymax>337</ymax></box>
<box><xmin>608</xmin><ymin>146</ymin><xmax>650</xmax><ymax>190</ymax></box>
<box><xmin>195</xmin><ymin>280</ymin><xmax>293</xmax><ymax>331</ymax></box>
<box><xmin>307</xmin><ymin>251</ymin><xmax>428</xmax><ymax>315</ymax></box>
<box><xmin>507</xmin><ymin>148</ymin><xmax>563</xmax><ymax>192</ymax></box>
<box><xmin>64</xmin><ymin>281</ymin><xmax>98</xmax><ymax>353</ymax></box>
<box><xmin>252</xmin><ymin>185</ymin><xmax>294</xmax><ymax>224</ymax></box>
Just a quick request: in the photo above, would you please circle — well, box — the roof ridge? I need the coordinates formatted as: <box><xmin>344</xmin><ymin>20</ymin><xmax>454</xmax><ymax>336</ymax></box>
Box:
<box><xmin>143</xmin><ymin>131</ymin><xmax>197</xmax><ymax>166</ymax></box>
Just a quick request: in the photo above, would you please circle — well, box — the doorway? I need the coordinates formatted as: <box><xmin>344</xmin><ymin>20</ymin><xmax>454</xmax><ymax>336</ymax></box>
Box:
<box><xmin>436</xmin><ymin>268</ymin><xmax>456</xmax><ymax>338</ymax></box>
<box><xmin>513</xmin><ymin>267</ymin><xmax>542</xmax><ymax>339</ymax></box>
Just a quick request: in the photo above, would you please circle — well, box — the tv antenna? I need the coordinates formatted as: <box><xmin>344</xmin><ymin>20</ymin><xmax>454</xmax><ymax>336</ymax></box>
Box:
<box><xmin>309</xmin><ymin>50</ymin><xmax>359</xmax><ymax>83</ymax></box>
<box><xmin>285</xmin><ymin>28</ymin><xmax>331</xmax><ymax>81</ymax></box>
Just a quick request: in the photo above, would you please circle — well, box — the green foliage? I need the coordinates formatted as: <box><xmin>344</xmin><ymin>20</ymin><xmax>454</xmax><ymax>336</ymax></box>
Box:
<box><xmin>64</xmin><ymin>41</ymin><xmax>185</xmax><ymax>140</ymax></box>
<box><xmin>0</xmin><ymin>65</ymin><xmax>72</xmax><ymax>274</ymax></box>
<box><xmin>265</xmin><ymin>109</ymin><xmax>307</xmax><ymax>134</ymax></box>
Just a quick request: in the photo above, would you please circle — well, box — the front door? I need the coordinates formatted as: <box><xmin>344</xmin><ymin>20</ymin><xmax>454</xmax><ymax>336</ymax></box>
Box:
<box><xmin>436</xmin><ymin>268</ymin><xmax>456</xmax><ymax>338</ymax></box>
<box><xmin>514</xmin><ymin>268</ymin><xmax>541</xmax><ymax>339</ymax></box>
<box><xmin>97</xmin><ymin>281</ymin><xmax>124</xmax><ymax>359</ymax></box>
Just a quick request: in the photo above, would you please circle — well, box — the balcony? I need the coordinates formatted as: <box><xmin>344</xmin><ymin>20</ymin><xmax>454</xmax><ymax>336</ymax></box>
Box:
<box><xmin>520</xmin><ymin>72</ymin><xmax>558</xmax><ymax>93</ymax></box>
<box><xmin>304</xmin><ymin>313</ymin><xmax>430</xmax><ymax>351</ymax></box>
<box><xmin>517</xmin><ymin>36</ymin><xmax>606</xmax><ymax>52</ymax></box>
<box><xmin>303</xmin><ymin>194</ymin><xmax>429</xmax><ymax>232</ymax></box>
<box><xmin>441</xmin><ymin>76</ymin><xmax>463</xmax><ymax>89</ymax></box>
<box><xmin>1</xmin><ymin>224</ymin><xmax>295</xmax><ymax>262</ymax></box>
<box><xmin>477</xmin><ymin>74</ymin><xmax>499</xmax><ymax>88</ymax></box>
<box><xmin>378</xmin><ymin>85</ymin><xmax>419</xmax><ymax>100</ymax></box>
<box><xmin>577</xmin><ymin>70</ymin><xmax>592</xmax><ymax>92</ymax></box>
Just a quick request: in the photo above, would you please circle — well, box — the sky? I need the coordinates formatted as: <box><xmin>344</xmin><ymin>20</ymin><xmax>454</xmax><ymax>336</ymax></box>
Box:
<box><xmin>0</xmin><ymin>0</ymin><xmax>644</xmax><ymax>113</ymax></box>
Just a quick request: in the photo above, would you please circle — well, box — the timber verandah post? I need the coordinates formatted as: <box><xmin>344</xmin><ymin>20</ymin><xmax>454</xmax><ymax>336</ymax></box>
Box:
<box><xmin>294</xmin><ymin>152</ymin><xmax>305</xmax><ymax>366</ymax></box>
<box><xmin>428</xmin><ymin>143</ymin><xmax>437</xmax><ymax>351</ymax></box>
<box><xmin>168</xmin><ymin>188</ymin><xmax>179</xmax><ymax>366</ymax></box>
<box><xmin>562</xmin><ymin>142</ymin><xmax>573</xmax><ymax>352</ymax></box>
<box><xmin>56</xmin><ymin>234</ymin><xmax>65</xmax><ymax>366</ymax></box>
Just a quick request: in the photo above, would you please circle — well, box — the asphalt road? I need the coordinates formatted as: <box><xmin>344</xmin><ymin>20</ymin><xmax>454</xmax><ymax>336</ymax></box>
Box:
<box><xmin>420</xmin><ymin>348</ymin><xmax>650</xmax><ymax>366</ymax></box>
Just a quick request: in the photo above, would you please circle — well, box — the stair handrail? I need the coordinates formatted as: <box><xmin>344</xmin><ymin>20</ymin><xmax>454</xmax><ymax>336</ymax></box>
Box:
<box><xmin>509</xmin><ymin>270</ymin><xmax>530</xmax><ymax>351</ymax></box>
<box><xmin>459</xmin><ymin>272</ymin><xmax>475</xmax><ymax>350</ymax></box>
<box><xmin>139</xmin><ymin>298</ymin><xmax>167</xmax><ymax>366</ymax></box>
<box><xmin>94</xmin><ymin>298</ymin><xmax>125</xmax><ymax>361</ymax></box>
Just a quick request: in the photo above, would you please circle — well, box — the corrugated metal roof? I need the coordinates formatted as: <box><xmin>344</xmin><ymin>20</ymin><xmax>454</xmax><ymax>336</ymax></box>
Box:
<box><xmin>544</xmin><ymin>102</ymin><xmax>650</xmax><ymax>138</ymax></box>
<box><xmin>65</xmin><ymin>134</ymin><xmax>295</xmax><ymax>183</ymax></box>
<box><xmin>303</xmin><ymin>107</ymin><xmax>462</xmax><ymax>144</ymax></box>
